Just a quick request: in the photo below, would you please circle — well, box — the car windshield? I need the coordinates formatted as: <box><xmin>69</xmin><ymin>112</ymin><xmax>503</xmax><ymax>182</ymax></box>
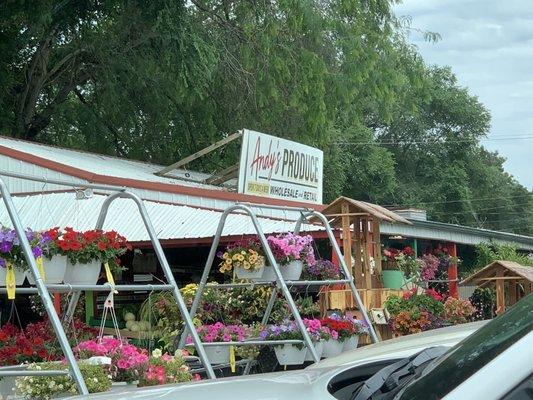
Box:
<box><xmin>397</xmin><ymin>293</ymin><xmax>533</xmax><ymax>400</ymax></box>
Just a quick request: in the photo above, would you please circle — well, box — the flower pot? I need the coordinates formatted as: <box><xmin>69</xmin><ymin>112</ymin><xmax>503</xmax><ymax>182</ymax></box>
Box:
<box><xmin>256</xmin><ymin>265</ymin><xmax>277</xmax><ymax>282</ymax></box>
<box><xmin>280</xmin><ymin>260</ymin><xmax>303</xmax><ymax>281</ymax></box>
<box><xmin>235</xmin><ymin>264</ymin><xmax>265</xmax><ymax>281</ymax></box>
<box><xmin>322</xmin><ymin>339</ymin><xmax>344</xmax><ymax>358</ymax></box>
<box><xmin>0</xmin><ymin>375</ymin><xmax>17</xmax><ymax>397</ymax></box>
<box><xmin>63</xmin><ymin>260</ymin><xmax>101</xmax><ymax>285</ymax></box>
<box><xmin>204</xmin><ymin>345</ymin><xmax>230</xmax><ymax>364</ymax></box>
<box><xmin>381</xmin><ymin>270</ymin><xmax>406</xmax><ymax>289</ymax></box>
<box><xmin>111</xmin><ymin>381</ymin><xmax>138</xmax><ymax>392</ymax></box>
<box><xmin>342</xmin><ymin>335</ymin><xmax>360</xmax><ymax>351</ymax></box>
<box><xmin>0</xmin><ymin>265</ymin><xmax>26</xmax><ymax>286</ymax></box>
<box><xmin>28</xmin><ymin>255</ymin><xmax>68</xmax><ymax>285</ymax></box>
<box><xmin>304</xmin><ymin>340</ymin><xmax>324</xmax><ymax>361</ymax></box>
<box><xmin>274</xmin><ymin>344</ymin><xmax>307</xmax><ymax>365</ymax></box>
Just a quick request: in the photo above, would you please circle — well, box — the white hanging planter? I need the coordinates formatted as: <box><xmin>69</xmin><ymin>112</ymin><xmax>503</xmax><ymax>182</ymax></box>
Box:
<box><xmin>0</xmin><ymin>265</ymin><xmax>26</xmax><ymax>286</ymax></box>
<box><xmin>322</xmin><ymin>339</ymin><xmax>344</xmax><ymax>358</ymax></box>
<box><xmin>274</xmin><ymin>344</ymin><xmax>307</xmax><ymax>365</ymax></box>
<box><xmin>0</xmin><ymin>375</ymin><xmax>17</xmax><ymax>397</ymax></box>
<box><xmin>235</xmin><ymin>264</ymin><xmax>265</xmax><ymax>281</ymax></box>
<box><xmin>280</xmin><ymin>260</ymin><xmax>303</xmax><ymax>281</ymax></box>
<box><xmin>63</xmin><ymin>260</ymin><xmax>101</xmax><ymax>285</ymax></box>
<box><xmin>204</xmin><ymin>345</ymin><xmax>230</xmax><ymax>364</ymax></box>
<box><xmin>342</xmin><ymin>335</ymin><xmax>360</xmax><ymax>351</ymax></box>
<box><xmin>256</xmin><ymin>265</ymin><xmax>277</xmax><ymax>282</ymax></box>
<box><xmin>304</xmin><ymin>340</ymin><xmax>324</xmax><ymax>361</ymax></box>
<box><xmin>110</xmin><ymin>381</ymin><xmax>138</xmax><ymax>392</ymax></box>
<box><xmin>28</xmin><ymin>255</ymin><xmax>68</xmax><ymax>285</ymax></box>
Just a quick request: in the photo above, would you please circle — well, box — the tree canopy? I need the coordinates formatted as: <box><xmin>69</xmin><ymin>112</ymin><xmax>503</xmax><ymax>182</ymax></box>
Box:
<box><xmin>1</xmin><ymin>0</ymin><xmax>531</xmax><ymax>235</ymax></box>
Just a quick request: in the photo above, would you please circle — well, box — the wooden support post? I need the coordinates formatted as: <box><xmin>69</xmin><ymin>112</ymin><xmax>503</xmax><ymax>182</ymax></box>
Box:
<box><xmin>340</xmin><ymin>202</ymin><xmax>352</xmax><ymax>277</ymax></box>
<box><xmin>362</xmin><ymin>218</ymin><xmax>372</xmax><ymax>289</ymax></box>
<box><xmin>353</xmin><ymin>217</ymin><xmax>363</xmax><ymax>288</ymax></box>
<box><xmin>495</xmin><ymin>270</ymin><xmax>505</xmax><ymax>315</ymax></box>
<box><xmin>447</xmin><ymin>242</ymin><xmax>459</xmax><ymax>298</ymax></box>
<box><xmin>509</xmin><ymin>282</ymin><xmax>517</xmax><ymax>307</ymax></box>
<box><xmin>372</xmin><ymin>218</ymin><xmax>382</xmax><ymax>276</ymax></box>
<box><xmin>53</xmin><ymin>293</ymin><xmax>61</xmax><ymax>315</ymax></box>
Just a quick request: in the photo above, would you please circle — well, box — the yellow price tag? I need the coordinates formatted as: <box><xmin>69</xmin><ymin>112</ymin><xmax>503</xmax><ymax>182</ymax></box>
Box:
<box><xmin>104</xmin><ymin>262</ymin><xmax>118</xmax><ymax>293</ymax></box>
<box><xmin>36</xmin><ymin>257</ymin><xmax>46</xmax><ymax>282</ymax></box>
<box><xmin>6</xmin><ymin>263</ymin><xmax>16</xmax><ymax>300</ymax></box>
<box><xmin>229</xmin><ymin>346</ymin><xmax>236</xmax><ymax>373</ymax></box>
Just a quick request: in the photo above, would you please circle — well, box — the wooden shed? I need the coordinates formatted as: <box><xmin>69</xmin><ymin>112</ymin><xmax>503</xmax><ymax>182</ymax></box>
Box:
<box><xmin>313</xmin><ymin>196</ymin><xmax>411</xmax><ymax>289</ymax></box>
<box><xmin>461</xmin><ymin>260</ymin><xmax>533</xmax><ymax>315</ymax></box>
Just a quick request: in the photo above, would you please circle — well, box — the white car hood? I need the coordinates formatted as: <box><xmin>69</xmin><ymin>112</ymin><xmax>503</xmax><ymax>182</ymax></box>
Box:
<box><xmin>72</xmin><ymin>321</ymin><xmax>487</xmax><ymax>400</ymax></box>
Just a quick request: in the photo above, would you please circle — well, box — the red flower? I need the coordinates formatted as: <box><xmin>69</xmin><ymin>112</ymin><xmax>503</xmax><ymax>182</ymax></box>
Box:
<box><xmin>22</xmin><ymin>347</ymin><xmax>33</xmax><ymax>356</ymax></box>
<box><xmin>97</xmin><ymin>241</ymin><xmax>107</xmax><ymax>251</ymax></box>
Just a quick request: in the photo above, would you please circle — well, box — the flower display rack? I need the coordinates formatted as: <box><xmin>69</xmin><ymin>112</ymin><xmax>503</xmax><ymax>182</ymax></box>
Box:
<box><xmin>0</xmin><ymin>172</ymin><xmax>217</xmax><ymax>394</ymax></box>
<box><xmin>178</xmin><ymin>202</ymin><xmax>379</xmax><ymax>367</ymax></box>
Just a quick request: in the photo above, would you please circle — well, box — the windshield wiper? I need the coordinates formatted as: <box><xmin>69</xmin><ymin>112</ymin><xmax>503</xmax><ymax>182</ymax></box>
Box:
<box><xmin>351</xmin><ymin>346</ymin><xmax>448</xmax><ymax>400</ymax></box>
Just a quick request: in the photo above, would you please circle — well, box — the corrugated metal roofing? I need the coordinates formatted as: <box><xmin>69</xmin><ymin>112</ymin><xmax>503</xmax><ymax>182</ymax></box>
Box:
<box><xmin>0</xmin><ymin>136</ymin><xmax>221</xmax><ymax>190</ymax></box>
<box><xmin>0</xmin><ymin>192</ymin><xmax>320</xmax><ymax>242</ymax></box>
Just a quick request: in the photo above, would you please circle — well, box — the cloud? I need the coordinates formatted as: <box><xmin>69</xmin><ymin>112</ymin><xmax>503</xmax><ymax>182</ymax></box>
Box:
<box><xmin>395</xmin><ymin>0</ymin><xmax>533</xmax><ymax>189</ymax></box>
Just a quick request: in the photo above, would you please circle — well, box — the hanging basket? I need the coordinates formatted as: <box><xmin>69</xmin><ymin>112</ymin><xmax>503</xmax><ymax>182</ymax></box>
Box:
<box><xmin>381</xmin><ymin>270</ymin><xmax>406</xmax><ymax>289</ymax></box>
<box><xmin>0</xmin><ymin>265</ymin><xmax>26</xmax><ymax>287</ymax></box>
<box><xmin>280</xmin><ymin>260</ymin><xmax>303</xmax><ymax>281</ymax></box>
<box><xmin>235</xmin><ymin>264</ymin><xmax>265</xmax><ymax>281</ymax></box>
<box><xmin>322</xmin><ymin>339</ymin><xmax>344</xmax><ymax>358</ymax></box>
<box><xmin>63</xmin><ymin>260</ymin><xmax>101</xmax><ymax>285</ymax></box>
<box><xmin>28</xmin><ymin>255</ymin><xmax>68</xmax><ymax>285</ymax></box>
<box><xmin>342</xmin><ymin>335</ymin><xmax>360</xmax><ymax>351</ymax></box>
<box><xmin>274</xmin><ymin>344</ymin><xmax>307</xmax><ymax>365</ymax></box>
<box><xmin>204</xmin><ymin>345</ymin><xmax>230</xmax><ymax>364</ymax></box>
<box><xmin>257</xmin><ymin>265</ymin><xmax>277</xmax><ymax>282</ymax></box>
<box><xmin>304</xmin><ymin>340</ymin><xmax>324</xmax><ymax>361</ymax></box>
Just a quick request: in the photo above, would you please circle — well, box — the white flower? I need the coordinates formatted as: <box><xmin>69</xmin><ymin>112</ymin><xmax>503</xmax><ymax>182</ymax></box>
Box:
<box><xmin>93</xmin><ymin>378</ymin><xmax>99</xmax><ymax>382</ymax></box>
<box><xmin>152</xmin><ymin>349</ymin><xmax>162</xmax><ymax>358</ymax></box>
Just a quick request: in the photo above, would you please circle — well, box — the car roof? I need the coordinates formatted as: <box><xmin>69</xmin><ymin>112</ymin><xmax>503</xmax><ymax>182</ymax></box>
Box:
<box><xmin>308</xmin><ymin>320</ymin><xmax>488</xmax><ymax>369</ymax></box>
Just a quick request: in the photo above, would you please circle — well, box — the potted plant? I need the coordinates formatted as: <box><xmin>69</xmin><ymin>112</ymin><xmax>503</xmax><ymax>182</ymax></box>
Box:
<box><xmin>320</xmin><ymin>316</ymin><xmax>356</xmax><ymax>357</ymax></box>
<box><xmin>0</xmin><ymin>227</ymin><xmax>45</xmax><ymax>286</ymax></box>
<box><xmin>53</xmin><ymin>227</ymin><xmax>131</xmax><ymax>285</ymax></box>
<box><xmin>266</xmin><ymin>233</ymin><xmax>316</xmax><ymax>281</ymax></box>
<box><xmin>260</xmin><ymin>320</ymin><xmax>307</xmax><ymax>365</ymax></box>
<box><xmin>138</xmin><ymin>349</ymin><xmax>193</xmax><ymax>387</ymax></box>
<box><xmin>26</xmin><ymin>229</ymin><xmax>68</xmax><ymax>284</ymax></box>
<box><xmin>218</xmin><ymin>238</ymin><xmax>265</xmax><ymax>280</ymax></box>
<box><xmin>381</xmin><ymin>246</ymin><xmax>419</xmax><ymax>289</ymax></box>
<box><xmin>443</xmin><ymin>297</ymin><xmax>476</xmax><ymax>325</ymax></box>
<box><xmin>74</xmin><ymin>337</ymin><xmax>148</xmax><ymax>384</ymax></box>
<box><xmin>187</xmin><ymin>322</ymin><xmax>247</xmax><ymax>364</ymax></box>
<box><xmin>342</xmin><ymin>317</ymin><xmax>369</xmax><ymax>351</ymax></box>
<box><xmin>302</xmin><ymin>318</ymin><xmax>325</xmax><ymax>361</ymax></box>
<box><xmin>15</xmin><ymin>362</ymin><xmax>111</xmax><ymax>398</ymax></box>
<box><xmin>302</xmin><ymin>259</ymin><xmax>340</xmax><ymax>281</ymax></box>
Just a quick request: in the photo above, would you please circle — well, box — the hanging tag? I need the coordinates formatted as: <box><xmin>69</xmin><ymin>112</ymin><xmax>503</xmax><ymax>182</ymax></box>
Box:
<box><xmin>104</xmin><ymin>262</ymin><xmax>118</xmax><ymax>294</ymax></box>
<box><xmin>36</xmin><ymin>257</ymin><xmax>46</xmax><ymax>282</ymax></box>
<box><xmin>6</xmin><ymin>263</ymin><xmax>16</xmax><ymax>300</ymax></box>
<box><xmin>229</xmin><ymin>346</ymin><xmax>236</xmax><ymax>373</ymax></box>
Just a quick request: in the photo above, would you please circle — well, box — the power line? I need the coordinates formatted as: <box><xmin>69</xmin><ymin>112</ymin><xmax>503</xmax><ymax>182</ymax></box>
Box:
<box><xmin>383</xmin><ymin>193</ymin><xmax>533</xmax><ymax>207</ymax></box>
<box><xmin>335</xmin><ymin>136</ymin><xmax>533</xmax><ymax>146</ymax></box>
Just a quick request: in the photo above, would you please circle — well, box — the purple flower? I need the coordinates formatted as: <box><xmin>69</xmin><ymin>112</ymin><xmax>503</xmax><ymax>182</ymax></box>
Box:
<box><xmin>0</xmin><ymin>241</ymin><xmax>13</xmax><ymax>253</ymax></box>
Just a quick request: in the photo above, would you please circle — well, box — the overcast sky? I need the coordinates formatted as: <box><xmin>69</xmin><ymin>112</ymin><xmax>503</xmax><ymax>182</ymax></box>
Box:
<box><xmin>394</xmin><ymin>0</ymin><xmax>533</xmax><ymax>190</ymax></box>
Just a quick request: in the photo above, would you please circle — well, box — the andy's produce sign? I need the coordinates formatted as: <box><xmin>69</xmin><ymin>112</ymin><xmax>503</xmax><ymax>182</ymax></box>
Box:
<box><xmin>237</xmin><ymin>130</ymin><xmax>323</xmax><ymax>204</ymax></box>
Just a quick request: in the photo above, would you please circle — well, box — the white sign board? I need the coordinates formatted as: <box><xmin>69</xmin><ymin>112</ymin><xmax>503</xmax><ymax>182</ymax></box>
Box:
<box><xmin>237</xmin><ymin>129</ymin><xmax>323</xmax><ymax>204</ymax></box>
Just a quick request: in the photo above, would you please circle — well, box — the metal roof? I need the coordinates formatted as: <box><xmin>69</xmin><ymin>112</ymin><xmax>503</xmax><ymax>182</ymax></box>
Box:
<box><xmin>0</xmin><ymin>192</ymin><xmax>320</xmax><ymax>242</ymax></box>
<box><xmin>381</xmin><ymin>218</ymin><xmax>533</xmax><ymax>251</ymax></box>
<box><xmin>461</xmin><ymin>260</ymin><xmax>533</xmax><ymax>284</ymax></box>
<box><xmin>0</xmin><ymin>136</ymin><xmax>221</xmax><ymax>190</ymax></box>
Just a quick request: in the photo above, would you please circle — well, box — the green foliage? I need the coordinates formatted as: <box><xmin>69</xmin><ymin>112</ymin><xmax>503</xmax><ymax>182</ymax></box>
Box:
<box><xmin>385</xmin><ymin>293</ymin><xmax>444</xmax><ymax>318</ymax></box>
<box><xmin>1</xmin><ymin>0</ymin><xmax>531</xmax><ymax>234</ymax></box>
<box><xmin>474</xmin><ymin>243</ymin><xmax>533</xmax><ymax>268</ymax></box>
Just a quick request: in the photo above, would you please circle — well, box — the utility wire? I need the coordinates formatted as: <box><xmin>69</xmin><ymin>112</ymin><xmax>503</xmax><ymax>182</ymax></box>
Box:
<box><xmin>383</xmin><ymin>193</ymin><xmax>533</xmax><ymax>207</ymax></box>
<box><xmin>335</xmin><ymin>136</ymin><xmax>533</xmax><ymax>146</ymax></box>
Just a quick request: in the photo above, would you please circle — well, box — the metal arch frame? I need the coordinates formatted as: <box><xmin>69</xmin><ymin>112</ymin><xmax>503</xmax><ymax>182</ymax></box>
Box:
<box><xmin>179</xmin><ymin>203</ymin><xmax>320</xmax><ymax>362</ymax></box>
<box><xmin>0</xmin><ymin>177</ymin><xmax>88</xmax><ymax>394</ymax></box>
<box><xmin>179</xmin><ymin>202</ymin><xmax>379</xmax><ymax>362</ymax></box>
<box><xmin>295</xmin><ymin>210</ymin><xmax>378</xmax><ymax>343</ymax></box>
<box><xmin>0</xmin><ymin>174</ymin><xmax>217</xmax><ymax>390</ymax></box>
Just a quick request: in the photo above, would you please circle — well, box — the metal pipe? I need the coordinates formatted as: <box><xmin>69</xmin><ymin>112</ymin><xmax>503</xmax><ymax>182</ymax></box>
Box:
<box><xmin>201</xmin><ymin>340</ymin><xmax>303</xmax><ymax>346</ymax></box>
<box><xmin>261</xmin><ymin>287</ymin><xmax>278</xmax><ymax>325</ymax></box>
<box><xmin>0</xmin><ymin>170</ymin><xmax>126</xmax><ymax>192</ymax></box>
<box><xmin>302</xmin><ymin>211</ymin><xmax>379</xmax><ymax>343</ymax></box>
<box><xmin>284</xmin><ymin>279</ymin><xmax>351</xmax><ymax>286</ymax></box>
<box><xmin>0</xmin><ymin>370</ymin><xmax>69</xmax><ymax>377</ymax></box>
<box><xmin>0</xmin><ymin>177</ymin><xmax>89</xmax><ymax>395</ymax></box>
<box><xmin>90</xmin><ymin>190</ymin><xmax>217</xmax><ymax>379</ymax></box>
<box><xmin>205</xmin><ymin>282</ymin><xmax>274</xmax><ymax>289</ymax></box>
<box><xmin>0</xmin><ymin>284</ymin><xmax>175</xmax><ymax>294</ymax></box>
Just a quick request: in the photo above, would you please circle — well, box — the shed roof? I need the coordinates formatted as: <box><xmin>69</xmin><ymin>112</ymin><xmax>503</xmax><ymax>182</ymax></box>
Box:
<box><xmin>0</xmin><ymin>192</ymin><xmax>321</xmax><ymax>243</ymax></box>
<box><xmin>317</xmin><ymin>196</ymin><xmax>412</xmax><ymax>225</ymax></box>
<box><xmin>461</xmin><ymin>260</ymin><xmax>533</xmax><ymax>285</ymax></box>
